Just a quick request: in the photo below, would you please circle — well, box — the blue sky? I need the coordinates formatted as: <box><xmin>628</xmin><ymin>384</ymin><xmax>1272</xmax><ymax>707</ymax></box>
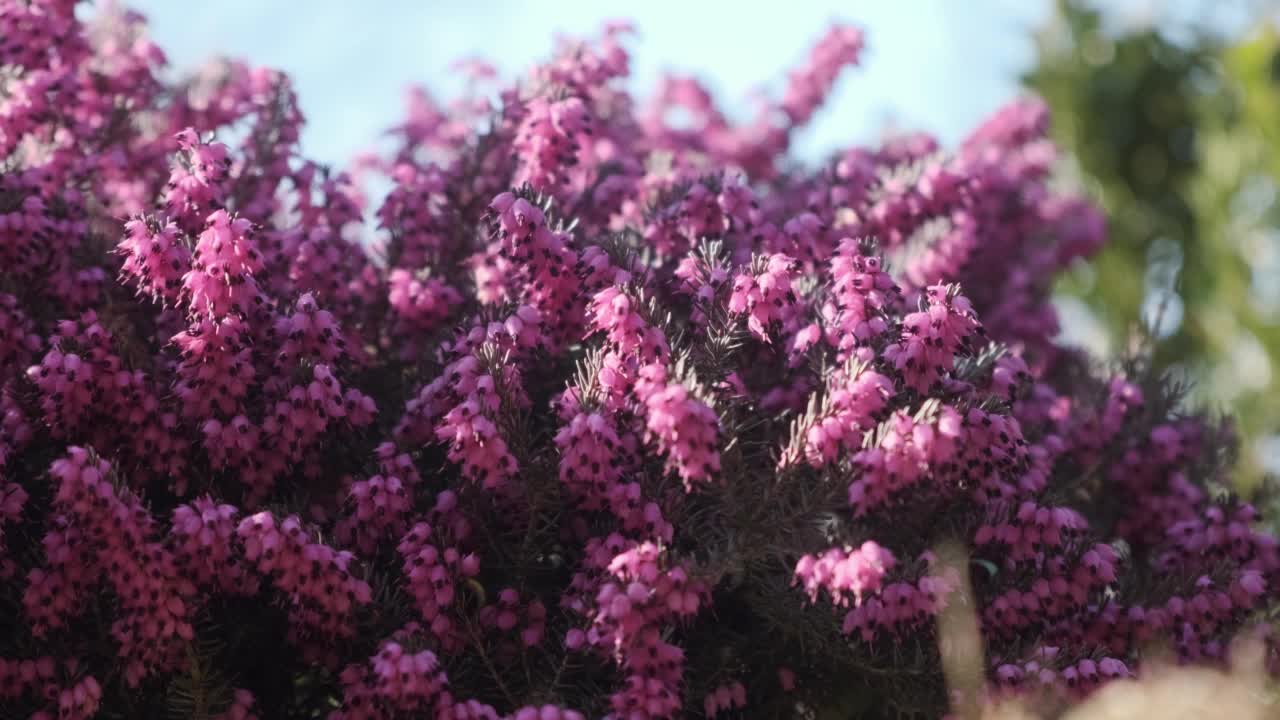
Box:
<box><xmin>123</xmin><ymin>0</ymin><xmax>1265</xmax><ymax>175</ymax></box>
<box><xmin>121</xmin><ymin>0</ymin><xmax>1263</xmax><ymax>175</ymax></box>
<box><xmin>128</xmin><ymin>1</ymin><xmax>1056</xmax><ymax>168</ymax></box>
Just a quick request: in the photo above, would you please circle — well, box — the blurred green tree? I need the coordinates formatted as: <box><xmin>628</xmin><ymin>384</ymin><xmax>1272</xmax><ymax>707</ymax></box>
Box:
<box><xmin>1025</xmin><ymin>0</ymin><xmax>1280</xmax><ymax>487</ymax></box>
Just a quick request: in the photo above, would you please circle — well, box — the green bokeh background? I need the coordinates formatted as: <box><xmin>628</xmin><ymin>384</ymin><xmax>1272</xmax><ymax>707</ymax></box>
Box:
<box><xmin>1025</xmin><ymin>0</ymin><xmax>1280</xmax><ymax>490</ymax></box>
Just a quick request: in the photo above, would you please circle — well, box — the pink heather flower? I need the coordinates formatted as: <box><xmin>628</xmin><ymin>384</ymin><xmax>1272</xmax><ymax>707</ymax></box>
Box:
<box><xmin>436</xmin><ymin>394</ymin><xmax>518</xmax><ymax>492</ymax></box>
<box><xmin>1066</xmin><ymin>377</ymin><xmax>1150</xmax><ymax>470</ymax></box>
<box><xmin>702</xmin><ymin>681</ymin><xmax>747</xmax><ymax>718</ymax></box>
<box><xmin>0</xmin><ymin>2</ymin><xmax>82</xmax><ymax>70</ymax></box>
<box><xmin>555</xmin><ymin>408</ymin><xmax>627</xmax><ymax>510</ymax></box>
<box><xmin>273</xmin><ymin>292</ymin><xmax>347</xmax><ymax>368</ymax></box>
<box><xmin>588</xmin><ymin>286</ymin><xmax>670</xmax><ymax>362</ymax></box>
<box><xmin>22</xmin><ymin>313</ymin><xmax>188</xmax><ymax>488</ymax></box>
<box><xmin>847</xmin><ymin>405</ymin><xmax>963</xmax><ymax>515</ymax></box>
<box><xmin>478</xmin><ymin>587</ymin><xmax>547</xmax><ymax>648</ymax></box>
<box><xmin>778</xmin><ymin>666</ymin><xmax>796</xmax><ymax>692</ymax></box>
<box><xmin>780</xmin><ymin>25</ymin><xmax>864</xmax><ymax>126</ymax></box>
<box><xmin>216</xmin><ymin>688</ymin><xmax>261</xmax><ymax>720</ymax></box>
<box><xmin>172</xmin><ymin>315</ymin><xmax>255</xmax><ymax>420</ymax></box>
<box><xmin>728</xmin><ymin>253</ymin><xmax>799</xmax><ymax>342</ymax></box>
<box><xmin>884</xmin><ymin>285</ymin><xmax>982</xmax><ymax>393</ymax></box>
<box><xmin>0</xmin><ymin>655</ymin><xmax>60</xmax><ymax>711</ymax></box>
<box><xmin>387</xmin><ymin>268</ymin><xmax>462</xmax><ymax>336</ymax></box>
<box><xmin>513</xmin><ymin>96</ymin><xmax>593</xmax><ymax>195</ymax></box>
<box><xmin>53</xmin><ymin>674</ymin><xmax>102</xmax><ymax>720</ymax></box>
<box><xmin>165</xmin><ymin>128</ymin><xmax>231</xmax><ymax>229</ymax></box>
<box><xmin>636</xmin><ymin>363</ymin><xmax>721</xmax><ymax>491</ymax></box>
<box><xmin>40</xmin><ymin>448</ymin><xmax>195</xmax><ymax>686</ymax></box>
<box><xmin>988</xmin><ymin>353</ymin><xmax>1031</xmax><ymax>403</ymax></box>
<box><xmin>791</xmin><ymin>361</ymin><xmax>894</xmax><ymax>467</ymax></box>
<box><xmin>609</xmin><ymin>673</ymin><xmax>682</xmax><ymax>720</ymax></box>
<box><xmin>716</xmin><ymin>180</ymin><xmax>778</xmax><ymax>255</ymax></box>
<box><xmin>563</xmin><ymin>536</ymin><xmax>706</xmax><ymax>718</ymax></box>
<box><xmin>237</xmin><ymin>511</ymin><xmax>373</xmax><ymax>643</ymax></box>
<box><xmin>378</xmin><ymin>164</ymin><xmax>453</xmax><ymax>267</ymax></box>
<box><xmin>182</xmin><ymin>210</ymin><xmax>264</xmax><ymax>319</ymax></box>
<box><xmin>974</xmin><ymin>501</ymin><xmax>1088</xmax><ymax>563</ymax></box>
<box><xmin>117</xmin><ymin>217</ymin><xmax>191</xmax><ymax>304</ymax></box>
<box><xmin>1097</xmin><ymin>657</ymin><xmax>1129</xmax><ymax>679</ymax></box>
<box><xmin>841</xmin><ymin>568</ymin><xmax>961</xmax><ymax>641</ymax></box>
<box><xmin>332</xmin><ymin>641</ymin><xmax>449</xmax><ymax>719</ymax></box>
<box><xmin>0</xmin><ymin>70</ymin><xmax>58</xmax><ymax>157</ymax></box>
<box><xmin>628</xmin><ymin>180</ymin><xmax>730</xmax><ymax>261</ymax></box>
<box><xmin>676</xmin><ymin>182</ymin><xmax>728</xmax><ymax>246</ymax></box>
<box><xmin>778</xmin><ymin>212</ymin><xmax>832</xmax><ymax>268</ymax></box>
<box><xmin>674</xmin><ymin>248</ymin><xmax>732</xmax><ymax>325</ymax></box>
<box><xmin>484</xmin><ymin>192</ymin><xmax>581</xmax><ymax>346</ymax></box>
<box><xmin>171</xmin><ymin>497</ymin><xmax>258</xmax><ymax>595</ymax></box>
<box><xmin>793</xmin><ymin>540</ymin><xmax>896</xmax><ymax>606</ymax></box>
<box><xmin>826</xmin><ymin>240</ymin><xmax>900</xmax><ymax>351</ymax></box>
<box><xmin>335</xmin><ymin>472</ymin><xmax>413</xmax><ymax>554</ymax></box>
<box><xmin>398</xmin><ymin>520</ymin><xmax>478</xmax><ymax>649</ymax></box>
<box><xmin>552</xmin><ymin>397</ymin><xmax>668</xmax><ymax>537</ymax></box>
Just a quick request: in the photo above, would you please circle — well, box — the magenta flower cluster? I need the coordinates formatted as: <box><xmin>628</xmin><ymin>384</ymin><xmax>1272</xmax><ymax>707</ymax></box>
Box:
<box><xmin>0</xmin><ymin>2</ymin><xmax>1275</xmax><ymax>718</ymax></box>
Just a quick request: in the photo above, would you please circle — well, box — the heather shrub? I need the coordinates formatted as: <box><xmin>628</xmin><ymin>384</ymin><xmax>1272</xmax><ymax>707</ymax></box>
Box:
<box><xmin>0</xmin><ymin>3</ymin><xmax>1276</xmax><ymax>719</ymax></box>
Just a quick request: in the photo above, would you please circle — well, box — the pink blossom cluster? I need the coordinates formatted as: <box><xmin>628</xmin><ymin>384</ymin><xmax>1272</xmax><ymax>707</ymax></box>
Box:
<box><xmin>982</xmin><ymin>544</ymin><xmax>1119</xmax><ymax>634</ymax></box>
<box><xmin>781</xmin><ymin>25</ymin><xmax>864</xmax><ymax>125</ymax></box>
<box><xmin>387</xmin><ymin>268</ymin><xmax>463</xmax><ymax>338</ymax></box>
<box><xmin>793</xmin><ymin>540</ymin><xmax>896</xmax><ymax>606</ymax></box>
<box><xmin>588</xmin><ymin>287</ymin><xmax>670</xmax><ymax>363</ymax></box>
<box><xmin>700</xmin><ymin>681</ymin><xmax>747</xmax><ymax>718</ymax></box>
<box><xmin>728</xmin><ymin>253</ymin><xmax>799</xmax><ymax>342</ymax></box>
<box><xmin>989</xmin><ymin>646</ymin><xmax>1130</xmax><ymax>698</ymax></box>
<box><xmin>170</xmin><ymin>497</ymin><xmax>259</xmax><ymax>595</ymax></box>
<box><xmin>47</xmin><ymin>674</ymin><xmax>102</xmax><ymax>720</ymax></box>
<box><xmin>118</xmin><ymin>218</ymin><xmax>190</xmax><ymax>304</ymax></box>
<box><xmin>883</xmin><ymin>285</ymin><xmax>983</xmax><ymax>393</ymax></box>
<box><xmin>237</xmin><ymin>511</ymin><xmax>373</xmax><ymax>647</ymax></box>
<box><xmin>974</xmin><ymin>501</ymin><xmax>1089</xmax><ymax>563</ymax></box>
<box><xmin>635</xmin><ymin>363</ymin><xmax>721</xmax><ymax>492</ymax></box>
<box><xmin>397</xmin><ymin>514</ymin><xmax>480</xmax><ymax>649</ymax></box>
<box><xmin>432</xmin><ymin>357</ymin><xmax>520</xmax><ymax>492</ymax></box>
<box><xmin>1</xmin><ymin>3</ymin><xmax>1277</xmax><ymax>719</ymax></box>
<box><xmin>335</xmin><ymin>442</ymin><xmax>424</xmax><ymax>553</ymax></box>
<box><xmin>216</xmin><ymin>689</ymin><xmax>261</xmax><ymax>720</ymax></box>
<box><xmin>0</xmin><ymin>656</ymin><xmax>101</xmax><ymax>720</ymax></box>
<box><xmin>0</xmin><ymin>477</ymin><xmax>25</xmax><ymax>579</ymax></box>
<box><xmin>791</xmin><ymin>361</ymin><xmax>894</xmax><ymax>466</ymax></box>
<box><xmin>183</xmin><ymin>210</ymin><xmax>265</xmax><ymax>320</ymax></box>
<box><xmin>478</xmin><ymin>587</ymin><xmax>547</xmax><ymax>649</ymax></box>
<box><xmin>563</xmin><ymin>536</ymin><xmax>706</xmax><ymax>719</ymax></box>
<box><xmin>332</xmin><ymin>641</ymin><xmax>449</xmax><ymax>720</ymax></box>
<box><xmin>553</xmin><ymin>404</ymin><xmax>671</xmax><ymax>539</ymax></box>
<box><xmin>166</xmin><ymin>128</ymin><xmax>231</xmax><ymax>230</ymax></box>
<box><xmin>28</xmin><ymin>448</ymin><xmax>194</xmax><ymax>687</ymax></box>
<box><xmin>840</xmin><ymin>558</ymin><xmax>963</xmax><ymax>642</ymax></box>
<box><xmin>824</xmin><ymin>240</ymin><xmax>900</xmax><ymax>356</ymax></box>
<box><xmin>512</xmin><ymin>97</ymin><xmax>592</xmax><ymax>195</ymax></box>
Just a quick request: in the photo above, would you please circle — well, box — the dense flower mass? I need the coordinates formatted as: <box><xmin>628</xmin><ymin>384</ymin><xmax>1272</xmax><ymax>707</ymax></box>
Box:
<box><xmin>0</xmin><ymin>2</ymin><xmax>1274</xmax><ymax>718</ymax></box>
